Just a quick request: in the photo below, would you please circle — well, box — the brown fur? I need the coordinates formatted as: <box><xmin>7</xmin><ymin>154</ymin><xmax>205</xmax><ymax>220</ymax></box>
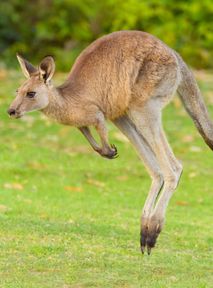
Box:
<box><xmin>8</xmin><ymin>30</ymin><xmax>213</xmax><ymax>254</ymax></box>
<box><xmin>56</xmin><ymin>31</ymin><xmax>177</xmax><ymax>121</ymax></box>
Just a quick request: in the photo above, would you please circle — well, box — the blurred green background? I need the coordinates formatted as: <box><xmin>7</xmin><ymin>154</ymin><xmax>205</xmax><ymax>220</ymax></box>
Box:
<box><xmin>0</xmin><ymin>0</ymin><xmax>213</xmax><ymax>70</ymax></box>
<box><xmin>0</xmin><ymin>1</ymin><xmax>213</xmax><ymax>287</ymax></box>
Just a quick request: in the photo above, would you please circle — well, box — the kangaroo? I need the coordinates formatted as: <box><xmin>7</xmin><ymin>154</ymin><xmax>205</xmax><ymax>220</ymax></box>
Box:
<box><xmin>8</xmin><ymin>30</ymin><xmax>213</xmax><ymax>254</ymax></box>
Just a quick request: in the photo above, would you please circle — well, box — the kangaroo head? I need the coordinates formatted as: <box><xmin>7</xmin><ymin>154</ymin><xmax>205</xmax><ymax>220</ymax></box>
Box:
<box><xmin>8</xmin><ymin>55</ymin><xmax>55</xmax><ymax>118</ymax></box>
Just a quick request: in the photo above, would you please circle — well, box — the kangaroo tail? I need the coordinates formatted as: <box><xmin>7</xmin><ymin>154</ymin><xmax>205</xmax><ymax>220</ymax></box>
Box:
<box><xmin>176</xmin><ymin>53</ymin><xmax>213</xmax><ymax>150</ymax></box>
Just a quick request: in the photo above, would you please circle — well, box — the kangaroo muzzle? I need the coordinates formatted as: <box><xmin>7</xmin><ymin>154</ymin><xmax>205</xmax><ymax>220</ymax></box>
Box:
<box><xmin>7</xmin><ymin>108</ymin><xmax>16</xmax><ymax>116</ymax></box>
<box><xmin>7</xmin><ymin>108</ymin><xmax>23</xmax><ymax>118</ymax></box>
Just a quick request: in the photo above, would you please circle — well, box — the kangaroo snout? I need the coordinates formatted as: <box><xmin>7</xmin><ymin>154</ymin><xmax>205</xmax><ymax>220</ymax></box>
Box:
<box><xmin>7</xmin><ymin>108</ymin><xmax>22</xmax><ymax>118</ymax></box>
<box><xmin>7</xmin><ymin>108</ymin><xmax>16</xmax><ymax>116</ymax></box>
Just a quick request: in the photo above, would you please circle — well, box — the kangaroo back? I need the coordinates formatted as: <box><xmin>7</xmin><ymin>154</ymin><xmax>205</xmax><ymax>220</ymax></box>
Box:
<box><xmin>176</xmin><ymin>54</ymin><xmax>213</xmax><ymax>150</ymax></box>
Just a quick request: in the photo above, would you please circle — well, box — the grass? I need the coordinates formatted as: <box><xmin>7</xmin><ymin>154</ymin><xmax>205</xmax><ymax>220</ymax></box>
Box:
<box><xmin>0</xmin><ymin>69</ymin><xmax>212</xmax><ymax>288</ymax></box>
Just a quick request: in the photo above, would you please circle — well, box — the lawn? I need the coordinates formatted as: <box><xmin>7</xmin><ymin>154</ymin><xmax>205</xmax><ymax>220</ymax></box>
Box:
<box><xmin>0</xmin><ymin>69</ymin><xmax>212</xmax><ymax>288</ymax></box>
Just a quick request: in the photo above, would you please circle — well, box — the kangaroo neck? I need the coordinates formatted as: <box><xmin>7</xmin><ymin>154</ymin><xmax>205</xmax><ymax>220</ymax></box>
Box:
<box><xmin>41</xmin><ymin>85</ymin><xmax>69</xmax><ymax>124</ymax></box>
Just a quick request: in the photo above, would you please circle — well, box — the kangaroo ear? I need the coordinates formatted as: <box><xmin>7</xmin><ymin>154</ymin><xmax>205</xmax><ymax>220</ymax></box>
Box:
<box><xmin>16</xmin><ymin>54</ymin><xmax>37</xmax><ymax>78</ymax></box>
<box><xmin>39</xmin><ymin>56</ymin><xmax>55</xmax><ymax>82</ymax></box>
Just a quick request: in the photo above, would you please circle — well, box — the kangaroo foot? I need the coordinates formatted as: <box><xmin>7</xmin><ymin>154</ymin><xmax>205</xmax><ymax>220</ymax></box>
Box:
<box><xmin>140</xmin><ymin>214</ymin><xmax>164</xmax><ymax>255</ymax></box>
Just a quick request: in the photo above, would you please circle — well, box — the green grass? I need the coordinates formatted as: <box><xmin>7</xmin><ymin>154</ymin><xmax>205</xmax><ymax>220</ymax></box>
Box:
<box><xmin>0</xmin><ymin>70</ymin><xmax>212</xmax><ymax>287</ymax></box>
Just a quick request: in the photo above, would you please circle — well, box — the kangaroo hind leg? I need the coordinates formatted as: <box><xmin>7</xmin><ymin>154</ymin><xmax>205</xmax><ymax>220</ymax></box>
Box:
<box><xmin>128</xmin><ymin>99</ymin><xmax>182</xmax><ymax>254</ymax></box>
<box><xmin>113</xmin><ymin>114</ymin><xmax>164</xmax><ymax>253</ymax></box>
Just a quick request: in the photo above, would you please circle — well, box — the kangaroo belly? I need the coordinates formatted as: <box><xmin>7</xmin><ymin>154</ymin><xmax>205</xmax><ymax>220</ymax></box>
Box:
<box><xmin>101</xmin><ymin>90</ymin><xmax>132</xmax><ymax>120</ymax></box>
<box><xmin>96</xmin><ymin>59</ymin><xmax>140</xmax><ymax>120</ymax></box>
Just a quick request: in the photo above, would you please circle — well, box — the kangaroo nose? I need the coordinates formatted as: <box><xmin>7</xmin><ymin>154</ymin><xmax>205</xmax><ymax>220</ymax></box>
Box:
<box><xmin>7</xmin><ymin>108</ymin><xmax>16</xmax><ymax>116</ymax></box>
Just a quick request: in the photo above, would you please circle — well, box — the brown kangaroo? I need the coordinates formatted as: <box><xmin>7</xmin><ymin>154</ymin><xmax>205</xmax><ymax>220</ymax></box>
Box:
<box><xmin>8</xmin><ymin>30</ymin><xmax>213</xmax><ymax>254</ymax></box>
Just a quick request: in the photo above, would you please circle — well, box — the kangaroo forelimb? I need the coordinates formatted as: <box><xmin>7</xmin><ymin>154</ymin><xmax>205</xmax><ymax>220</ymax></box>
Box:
<box><xmin>79</xmin><ymin>126</ymin><xmax>118</xmax><ymax>159</ymax></box>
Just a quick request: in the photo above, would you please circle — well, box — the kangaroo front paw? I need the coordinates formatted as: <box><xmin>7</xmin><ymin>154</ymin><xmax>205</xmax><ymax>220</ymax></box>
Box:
<box><xmin>97</xmin><ymin>144</ymin><xmax>118</xmax><ymax>159</ymax></box>
<box><xmin>109</xmin><ymin>144</ymin><xmax>118</xmax><ymax>158</ymax></box>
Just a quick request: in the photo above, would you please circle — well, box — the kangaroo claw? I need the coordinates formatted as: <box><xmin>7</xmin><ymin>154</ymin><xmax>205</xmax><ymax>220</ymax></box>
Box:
<box><xmin>97</xmin><ymin>144</ymin><xmax>118</xmax><ymax>159</ymax></box>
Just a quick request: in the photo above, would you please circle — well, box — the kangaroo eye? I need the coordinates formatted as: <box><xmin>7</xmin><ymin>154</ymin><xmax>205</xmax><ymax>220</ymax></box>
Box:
<box><xmin>26</xmin><ymin>91</ymin><xmax>36</xmax><ymax>98</ymax></box>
